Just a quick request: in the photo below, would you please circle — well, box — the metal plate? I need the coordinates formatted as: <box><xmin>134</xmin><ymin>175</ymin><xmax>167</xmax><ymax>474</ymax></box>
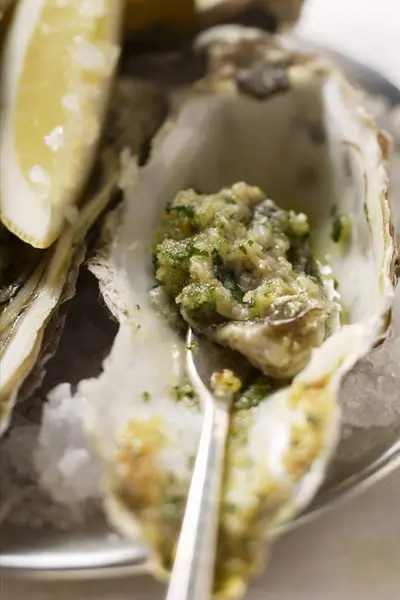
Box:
<box><xmin>0</xmin><ymin>43</ymin><xmax>399</xmax><ymax>580</ymax></box>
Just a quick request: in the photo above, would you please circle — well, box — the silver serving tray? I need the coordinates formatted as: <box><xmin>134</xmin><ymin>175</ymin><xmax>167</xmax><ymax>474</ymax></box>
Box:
<box><xmin>0</xmin><ymin>42</ymin><xmax>399</xmax><ymax>581</ymax></box>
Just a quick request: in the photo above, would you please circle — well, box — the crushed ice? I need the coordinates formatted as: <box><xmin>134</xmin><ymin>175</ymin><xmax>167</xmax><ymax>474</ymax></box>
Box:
<box><xmin>34</xmin><ymin>383</ymin><xmax>101</xmax><ymax>504</ymax></box>
<box><xmin>340</xmin><ymin>293</ymin><xmax>400</xmax><ymax>427</ymax></box>
<box><xmin>0</xmin><ymin>385</ymin><xmax>102</xmax><ymax>529</ymax></box>
<box><xmin>339</xmin><ymin>94</ymin><xmax>400</xmax><ymax>429</ymax></box>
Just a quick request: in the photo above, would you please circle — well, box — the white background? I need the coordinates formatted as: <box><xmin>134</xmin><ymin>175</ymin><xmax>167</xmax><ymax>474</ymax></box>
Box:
<box><xmin>298</xmin><ymin>0</ymin><xmax>400</xmax><ymax>88</ymax></box>
<box><xmin>1</xmin><ymin>1</ymin><xmax>400</xmax><ymax>599</ymax></box>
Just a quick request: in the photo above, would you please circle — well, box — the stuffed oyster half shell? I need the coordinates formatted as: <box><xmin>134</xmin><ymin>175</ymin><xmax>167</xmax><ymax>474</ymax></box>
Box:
<box><xmin>82</xmin><ymin>29</ymin><xmax>397</xmax><ymax>599</ymax></box>
<box><xmin>0</xmin><ymin>77</ymin><xmax>167</xmax><ymax>437</ymax></box>
<box><xmin>0</xmin><ymin>151</ymin><xmax>119</xmax><ymax>437</ymax></box>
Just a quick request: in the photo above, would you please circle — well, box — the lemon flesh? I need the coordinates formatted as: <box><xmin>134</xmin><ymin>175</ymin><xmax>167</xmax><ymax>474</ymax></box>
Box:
<box><xmin>0</xmin><ymin>0</ymin><xmax>123</xmax><ymax>248</ymax></box>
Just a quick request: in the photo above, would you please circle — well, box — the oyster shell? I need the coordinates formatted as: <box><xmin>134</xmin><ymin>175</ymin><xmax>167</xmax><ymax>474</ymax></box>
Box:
<box><xmin>82</xmin><ymin>29</ymin><xmax>397</xmax><ymax>599</ymax></box>
<box><xmin>198</xmin><ymin>1</ymin><xmax>306</xmax><ymax>31</ymax></box>
<box><xmin>0</xmin><ymin>151</ymin><xmax>119</xmax><ymax>437</ymax></box>
<box><xmin>0</xmin><ymin>78</ymin><xmax>167</xmax><ymax>437</ymax></box>
<box><xmin>0</xmin><ymin>0</ymin><xmax>14</xmax><ymax>15</ymax></box>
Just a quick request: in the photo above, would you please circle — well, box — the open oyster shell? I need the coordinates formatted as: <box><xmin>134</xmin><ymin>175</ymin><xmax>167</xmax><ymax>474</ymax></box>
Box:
<box><xmin>0</xmin><ymin>151</ymin><xmax>119</xmax><ymax>437</ymax></box>
<box><xmin>82</xmin><ymin>29</ymin><xmax>397</xmax><ymax>599</ymax></box>
<box><xmin>198</xmin><ymin>1</ymin><xmax>306</xmax><ymax>31</ymax></box>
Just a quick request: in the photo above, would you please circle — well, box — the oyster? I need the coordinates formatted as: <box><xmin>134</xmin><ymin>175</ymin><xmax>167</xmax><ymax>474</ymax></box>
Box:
<box><xmin>198</xmin><ymin>1</ymin><xmax>306</xmax><ymax>31</ymax></box>
<box><xmin>82</xmin><ymin>29</ymin><xmax>397</xmax><ymax>599</ymax></box>
<box><xmin>152</xmin><ymin>184</ymin><xmax>334</xmax><ymax>379</ymax></box>
<box><xmin>0</xmin><ymin>151</ymin><xmax>119</xmax><ymax>437</ymax></box>
<box><xmin>0</xmin><ymin>78</ymin><xmax>168</xmax><ymax>437</ymax></box>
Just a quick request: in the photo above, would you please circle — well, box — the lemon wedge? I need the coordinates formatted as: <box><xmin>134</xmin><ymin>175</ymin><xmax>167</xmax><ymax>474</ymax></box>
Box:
<box><xmin>0</xmin><ymin>0</ymin><xmax>123</xmax><ymax>248</ymax></box>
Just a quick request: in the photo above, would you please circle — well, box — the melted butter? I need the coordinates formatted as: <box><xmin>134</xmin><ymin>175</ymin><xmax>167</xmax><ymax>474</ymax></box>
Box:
<box><xmin>285</xmin><ymin>379</ymin><xmax>334</xmax><ymax>478</ymax></box>
<box><xmin>114</xmin><ymin>417</ymin><xmax>166</xmax><ymax>510</ymax></box>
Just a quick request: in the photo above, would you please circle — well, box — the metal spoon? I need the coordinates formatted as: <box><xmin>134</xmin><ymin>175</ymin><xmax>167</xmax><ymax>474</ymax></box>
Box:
<box><xmin>165</xmin><ymin>328</ymin><xmax>237</xmax><ymax>600</ymax></box>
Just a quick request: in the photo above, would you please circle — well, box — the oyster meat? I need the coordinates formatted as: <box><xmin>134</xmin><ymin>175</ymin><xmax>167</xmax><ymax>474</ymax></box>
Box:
<box><xmin>81</xmin><ymin>28</ymin><xmax>397</xmax><ymax>599</ymax></box>
<box><xmin>152</xmin><ymin>184</ymin><xmax>335</xmax><ymax>379</ymax></box>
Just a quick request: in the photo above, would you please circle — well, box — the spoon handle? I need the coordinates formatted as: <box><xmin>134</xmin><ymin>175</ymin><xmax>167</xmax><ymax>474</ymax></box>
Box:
<box><xmin>165</xmin><ymin>395</ymin><xmax>230</xmax><ymax>600</ymax></box>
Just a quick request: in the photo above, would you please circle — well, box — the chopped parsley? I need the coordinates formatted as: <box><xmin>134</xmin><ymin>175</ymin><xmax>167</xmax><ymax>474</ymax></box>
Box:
<box><xmin>185</xmin><ymin>340</ymin><xmax>197</xmax><ymax>351</ymax></box>
<box><xmin>223</xmin><ymin>196</ymin><xmax>237</xmax><ymax>205</ymax></box>
<box><xmin>171</xmin><ymin>380</ymin><xmax>197</xmax><ymax>402</ymax></box>
<box><xmin>331</xmin><ymin>207</ymin><xmax>351</xmax><ymax>244</ymax></box>
<box><xmin>364</xmin><ymin>202</ymin><xmax>371</xmax><ymax>229</ymax></box>
<box><xmin>170</xmin><ymin>204</ymin><xmax>195</xmax><ymax>219</ymax></box>
<box><xmin>234</xmin><ymin>376</ymin><xmax>273</xmax><ymax>410</ymax></box>
<box><xmin>142</xmin><ymin>391</ymin><xmax>151</xmax><ymax>402</ymax></box>
<box><xmin>212</xmin><ymin>249</ymin><xmax>245</xmax><ymax>303</ymax></box>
